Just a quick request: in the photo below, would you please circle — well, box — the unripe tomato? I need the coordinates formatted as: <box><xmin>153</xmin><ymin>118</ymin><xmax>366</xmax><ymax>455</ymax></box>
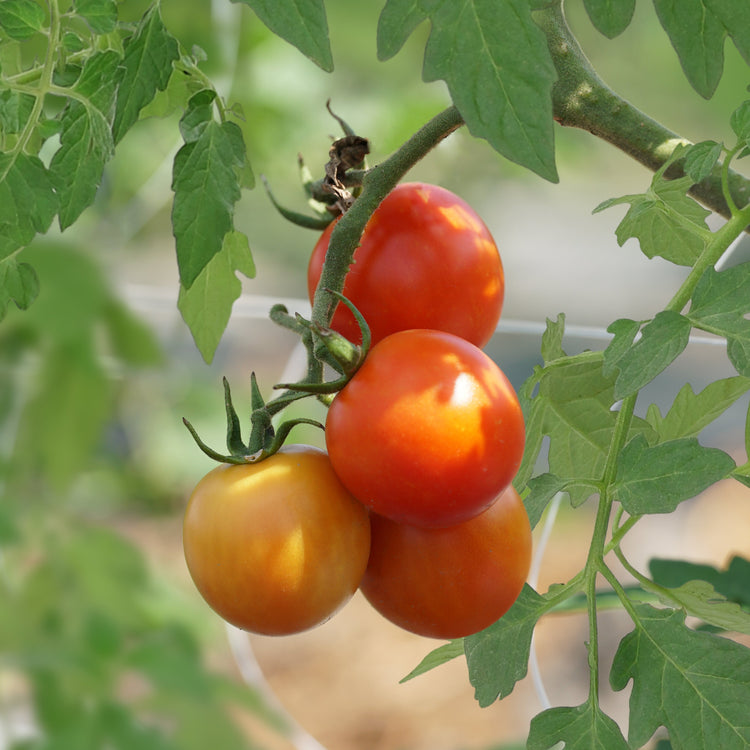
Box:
<box><xmin>325</xmin><ymin>329</ymin><xmax>525</xmax><ymax>528</ymax></box>
<box><xmin>360</xmin><ymin>486</ymin><xmax>532</xmax><ymax>639</ymax></box>
<box><xmin>183</xmin><ymin>446</ymin><xmax>371</xmax><ymax>636</ymax></box>
<box><xmin>308</xmin><ymin>182</ymin><xmax>504</xmax><ymax>347</ymax></box>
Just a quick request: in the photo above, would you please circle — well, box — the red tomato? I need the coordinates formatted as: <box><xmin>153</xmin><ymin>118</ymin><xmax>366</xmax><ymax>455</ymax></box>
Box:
<box><xmin>308</xmin><ymin>182</ymin><xmax>504</xmax><ymax>347</ymax></box>
<box><xmin>183</xmin><ymin>446</ymin><xmax>371</xmax><ymax>636</ymax></box>
<box><xmin>360</xmin><ymin>486</ymin><xmax>532</xmax><ymax>639</ymax></box>
<box><xmin>325</xmin><ymin>329</ymin><xmax>525</xmax><ymax>528</ymax></box>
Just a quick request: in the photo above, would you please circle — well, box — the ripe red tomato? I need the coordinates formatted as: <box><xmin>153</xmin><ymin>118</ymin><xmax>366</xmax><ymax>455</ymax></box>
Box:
<box><xmin>182</xmin><ymin>445</ymin><xmax>371</xmax><ymax>635</ymax></box>
<box><xmin>360</xmin><ymin>486</ymin><xmax>532</xmax><ymax>639</ymax></box>
<box><xmin>308</xmin><ymin>182</ymin><xmax>504</xmax><ymax>347</ymax></box>
<box><xmin>325</xmin><ymin>329</ymin><xmax>525</xmax><ymax>528</ymax></box>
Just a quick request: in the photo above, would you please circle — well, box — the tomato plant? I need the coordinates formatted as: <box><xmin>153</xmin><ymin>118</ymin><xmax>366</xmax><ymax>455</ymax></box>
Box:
<box><xmin>325</xmin><ymin>328</ymin><xmax>525</xmax><ymax>528</ymax></box>
<box><xmin>182</xmin><ymin>445</ymin><xmax>371</xmax><ymax>636</ymax></box>
<box><xmin>307</xmin><ymin>182</ymin><xmax>504</xmax><ymax>347</ymax></box>
<box><xmin>359</xmin><ymin>485</ymin><xmax>532</xmax><ymax>640</ymax></box>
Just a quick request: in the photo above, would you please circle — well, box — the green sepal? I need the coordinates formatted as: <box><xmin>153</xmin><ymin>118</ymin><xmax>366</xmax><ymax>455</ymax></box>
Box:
<box><xmin>261</xmin><ymin>174</ymin><xmax>332</xmax><ymax>230</ymax></box>
<box><xmin>223</xmin><ymin>376</ymin><xmax>247</xmax><ymax>455</ymax></box>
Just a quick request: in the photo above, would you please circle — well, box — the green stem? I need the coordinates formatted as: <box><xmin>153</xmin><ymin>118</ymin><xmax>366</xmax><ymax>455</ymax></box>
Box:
<box><xmin>536</xmin><ymin>2</ymin><xmax>750</xmax><ymax>222</ymax></box>
<box><xmin>310</xmin><ymin>105</ymin><xmax>464</xmax><ymax>328</ymax></box>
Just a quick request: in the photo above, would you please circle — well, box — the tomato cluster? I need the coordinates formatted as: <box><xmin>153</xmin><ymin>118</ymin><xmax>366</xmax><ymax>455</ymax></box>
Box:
<box><xmin>183</xmin><ymin>183</ymin><xmax>531</xmax><ymax>641</ymax></box>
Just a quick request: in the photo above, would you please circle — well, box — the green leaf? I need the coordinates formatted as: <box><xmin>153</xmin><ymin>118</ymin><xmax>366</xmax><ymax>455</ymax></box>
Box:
<box><xmin>602</xmin><ymin>318</ymin><xmax>640</xmax><ymax>377</ymax></box>
<box><xmin>729</xmin><ymin>100</ymin><xmax>750</xmax><ymax>147</ymax></box>
<box><xmin>74</xmin><ymin>0</ymin><xmax>117</xmax><ymax>34</ymax></box>
<box><xmin>0</xmin><ymin>152</ymin><xmax>58</xmax><ymax>257</ymax></box>
<box><xmin>399</xmin><ymin>640</ymin><xmax>464</xmax><ymax>683</ymax></box>
<box><xmin>522</xmin><ymin>473</ymin><xmax>566</xmax><ymax>529</ymax></box>
<box><xmin>683</xmin><ymin>140</ymin><xmax>723</xmax><ymax>183</ymax></box>
<box><xmin>177</xmin><ymin>230</ymin><xmax>255</xmax><ymax>363</ymax></box>
<box><xmin>48</xmin><ymin>50</ymin><xmax>120</xmax><ymax>229</ymax></box>
<box><xmin>653</xmin><ymin>0</ymin><xmax>727</xmax><ymax>99</ymax></box>
<box><xmin>376</xmin><ymin>0</ymin><xmax>427</xmax><ymax>61</ymax></box>
<box><xmin>645</xmin><ymin>376</ymin><xmax>750</xmax><ymax>442</ymax></box>
<box><xmin>652</xmin><ymin>580</ymin><xmax>750</xmax><ymax>634</ymax></box>
<box><xmin>0</xmin><ymin>0</ymin><xmax>46</xmax><ymax>40</ymax></box>
<box><xmin>706</xmin><ymin>0</ymin><xmax>750</xmax><ymax>66</ymax></box>
<box><xmin>583</xmin><ymin>0</ymin><xmax>636</xmax><ymax>39</ymax></box>
<box><xmin>464</xmin><ymin>585</ymin><xmax>548</xmax><ymax>707</ymax></box>
<box><xmin>520</xmin><ymin>358</ymin><xmax>654</xmax><ymax>507</ymax></box>
<box><xmin>0</xmin><ymin>257</ymin><xmax>39</xmax><ymax>318</ymax></box>
<box><xmin>230</xmin><ymin>0</ymin><xmax>332</xmax><ymax>72</ymax></box>
<box><xmin>541</xmin><ymin>313</ymin><xmax>567</xmax><ymax>364</ymax></box>
<box><xmin>612</xmin><ymin>434</ymin><xmax>736</xmax><ymax>515</ymax></box>
<box><xmin>596</xmin><ymin>175</ymin><xmax>710</xmax><ymax>266</ymax></box>
<box><xmin>688</xmin><ymin>263</ymin><xmax>750</xmax><ymax>376</ymax></box>
<box><xmin>607</xmin><ymin>311</ymin><xmax>692</xmax><ymax>400</ymax></box>
<box><xmin>112</xmin><ymin>3</ymin><xmax>180</xmax><ymax>144</ymax></box>
<box><xmin>611</xmin><ymin>604</ymin><xmax>750</xmax><ymax>750</ymax></box>
<box><xmin>172</xmin><ymin>94</ymin><xmax>248</xmax><ymax>289</ymax></box>
<box><xmin>0</xmin><ymin>89</ymin><xmax>34</xmax><ymax>133</ymax></box>
<box><xmin>101</xmin><ymin>297</ymin><xmax>163</xmax><ymax>366</ymax></box>
<box><xmin>650</xmin><ymin>556</ymin><xmax>750</xmax><ymax>608</ymax></box>
<box><xmin>527</xmin><ymin>702</ymin><xmax>630</xmax><ymax>750</ymax></box>
<box><xmin>394</xmin><ymin>0</ymin><xmax>558</xmax><ymax>180</ymax></box>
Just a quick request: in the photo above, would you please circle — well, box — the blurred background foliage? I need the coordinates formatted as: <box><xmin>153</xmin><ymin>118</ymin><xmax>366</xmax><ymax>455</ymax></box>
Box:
<box><xmin>1</xmin><ymin>0</ymin><xmax>749</xmax><ymax>748</ymax></box>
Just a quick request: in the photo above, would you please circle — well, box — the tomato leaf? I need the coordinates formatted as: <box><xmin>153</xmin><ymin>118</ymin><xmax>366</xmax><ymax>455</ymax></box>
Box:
<box><xmin>540</xmin><ymin>313</ymin><xmax>567</xmax><ymax>364</ymax></box>
<box><xmin>0</xmin><ymin>152</ymin><xmax>58</xmax><ymax>259</ymax></box>
<box><xmin>112</xmin><ymin>3</ymin><xmax>180</xmax><ymax>144</ymax></box>
<box><xmin>687</xmin><ymin>263</ymin><xmax>750</xmax><ymax>377</ymax></box>
<box><xmin>172</xmin><ymin>93</ymin><xmax>248</xmax><ymax>289</ymax></box>
<box><xmin>645</xmin><ymin>376</ymin><xmax>750</xmax><ymax>442</ymax></box>
<box><xmin>653</xmin><ymin>0</ymin><xmax>727</xmax><ymax>99</ymax></box>
<box><xmin>230</xmin><ymin>0</ymin><xmax>333</xmax><ymax>72</ymax></box>
<box><xmin>464</xmin><ymin>585</ymin><xmax>549</xmax><ymax>707</ymax></box>
<box><xmin>582</xmin><ymin>0</ymin><xmax>636</xmax><ymax>39</ymax></box>
<box><xmin>527</xmin><ymin>701</ymin><xmax>629</xmax><ymax>750</ymax></box>
<box><xmin>177</xmin><ymin>231</ymin><xmax>256</xmax><ymax>363</ymax></box>
<box><xmin>0</xmin><ymin>0</ymin><xmax>46</xmax><ymax>39</ymax></box>
<box><xmin>378</xmin><ymin>0</ymin><xmax>557</xmax><ymax>181</ymax></box>
<box><xmin>595</xmin><ymin>175</ymin><xmax>710</xmax><ymax>266</ymax></box>
<box><xmin>610</xmin><ymin>604</ymin><xmax>750</xmax><ymax>749</ymax></box>
<box><xmin>612</xmin><ymin>434</ymin><xmax>735</xmax><ymax>515</ymax></box>
<box><xmin>684</xmin><ymin>140</ymin><xmax>723</xmax><ymax>183</ymax></box>
<box><xmin>706</xmin><ymin>0</ymin><xmax>750</xmax><ymax>65</ymax></box>
<box><xmin>602</xmin><ymin>317</ymin><xmax>640</xmax><ymax>377</ymax></box>
<box><xmin>49</xmin><ymin>50</ymin><xmax>120</xmax><ymax>230</ymax></box>
<box><xmin>607</xmin><ymin>311</ymin><xmax>692</xmax><ymax>400</ymax></box>
<box><xmin>399</xmin><ymin>640</ymin><xmax>464</xmax><ymax>683</ymax></box>
<box><xmin>0</xmin><ymin>257</ymin><xmax>39</xmax><ymax>319</ymax></box>
<box><xmin>650</xmin><ymin>555</ymin><xmax>750</xmax><ymax>608</ymax></box>
<box><xmin>523</xmin><ymin>473</ymin><xmax>565</xmax><ymax>529</ymax></box>
<box><xmin>73</xmin><ymin>0</ymin><xmax>118</xmax><ymax>34</ymax></box>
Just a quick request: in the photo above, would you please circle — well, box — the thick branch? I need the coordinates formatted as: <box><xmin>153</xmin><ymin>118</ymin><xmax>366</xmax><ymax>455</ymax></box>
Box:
<box><xmin>538</xmin><ymin>2</ymin><xmax>750</xmax><ymax>221</ymax></box>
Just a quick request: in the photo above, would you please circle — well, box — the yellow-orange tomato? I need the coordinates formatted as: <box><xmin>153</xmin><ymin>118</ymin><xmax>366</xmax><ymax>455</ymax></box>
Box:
<box><xmin>183</xmin><ymin>446</ymin><xmax>371</xmax><ymax>635</ymax></box>
<box><xmin>359</xmin><ymin>486</ymin><xmax>532</xmax><ymax>639</ymax></box>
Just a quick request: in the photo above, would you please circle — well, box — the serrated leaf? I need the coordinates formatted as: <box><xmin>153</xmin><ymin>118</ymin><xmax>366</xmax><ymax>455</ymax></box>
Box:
<box><xmin>583</xmin><ymin>0</ymin><xmax>635</xmax><ymax>39</ymax></box>
<box><xmin>0</xmin><ymin>152</ymin><xmax>58</xmax><ymax>257</ymax></box>
<box><xmin>400</xmin><ymin>640</ymin><xmax>463</xmax><ymax>683</ymax></box>
<box><xmin>0</xmin><ymin>257</ymin><xmax>38</xmax><ymax>318</ymax></box>
<box><xmin>464</xmin><ymin>585</ymin><xmax>549</xmax><ymax>707</ymax></box>
<box><xmin>541</xmin><ymin>313</ymin><xmax>567</xmax><ymax>364</ymax></box>
<box><xmin>688</xmin><ymin>263</ymin><xmax>750</xmax><ymax>376</ymax></box>
<box><xmin>612</xmin><ymin>434</ymin><xmax>736</xmax><ymax>514</ymax></box>
<box><xmin>376</xmin><ymin>0</ymin><xmax>427</xmax><ymax>61</ymax></box>
<box><xmin>646</xmin><ymin>376</ymin><xmax>750</xmax><ymax>442</ymax></box>
<box><xmin>684</xmin><ymin>140</ymin><xmax>723</xmax><ymax>182</ymax></box>
<box><xmin>610</xmin><ymin>176</ymin><xmax>710</xmax><ymax>266</ymax></box>
<box><xmin>0</xmin><ymin>0</ymin><xmax>45</xmax><ymax>39</ymax></box>
<box><xmin>653</xmin><ymin>0</ymin><xmax>727</xmax><ymax>99</ymax></box>
<box><xmin>527</xmin><ymin>702</ymin><xmax>630</xmax><ymax>750</ymax></box>
<box><xmin>610</xmin><ymin>311</ymin><xmax>692</xmax><ymax>400</ymax></box>
<box><xmin>230</xmin><ymin>0</ymin><xmax>332</xmax><ymax>71</ymax></box>
<box><xmin>0</xmin><ymin>89</ymin><xmax>34</xmax><ymax>133</ymax></box>
<box><xmin>407</xmin><ymin>0</ymin><xmax>558</xmax><ymax>180</ymax></box>
<box><xmin>729</xmin><ymin>100</ymin><xmax>750</xmax><ymax>147</ymax></box>
<box><xmin>706</xmin><ymin>0</ymin><xmax>750</xmax><ymax>66</ymax></box>
<box><xmin>611</xmin><ymin>604</ymin><xmax>750</xmax><ymax>750</ymax></box>
<box><xmin>602</xmin><ymin>317</ymin><xmax>640</xmax><ymax>377</ymax></box>
<box><xmin>172</xmin><ymin>100</ymin><xmax>247</xmax><ymax>289</ymax></box>
<box><xmin>177</xmin><ymin>231</ymin><xmax>255</xmax><ymax>363</ymax></box>
<box><xmin>112</xmin><ymin>3</ymin><xmax>180</xmax><ymax>144</ymax></box>
<box><xmin>48</xmin><ymin>50</ymin><xmax>119</xmax><ymax>229</ymax></box>
<box><xmin>522</xmin><ymin>473</ymin><xmax>572</xmax><ymax>529</ymax></box>
<box><xmin>74</xmin><ymin>0</ymin><xmax>117</xmax><ymax>34</ymax></box>
<box><xmin>650</xmin><ymin>555</ymin><xmax>750</xmax><ymax>608</ymax></box>
<box><xmin>653</xmin><ymin>580</ymin><xmax>750</xmax><ymax>634</ymax></box>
